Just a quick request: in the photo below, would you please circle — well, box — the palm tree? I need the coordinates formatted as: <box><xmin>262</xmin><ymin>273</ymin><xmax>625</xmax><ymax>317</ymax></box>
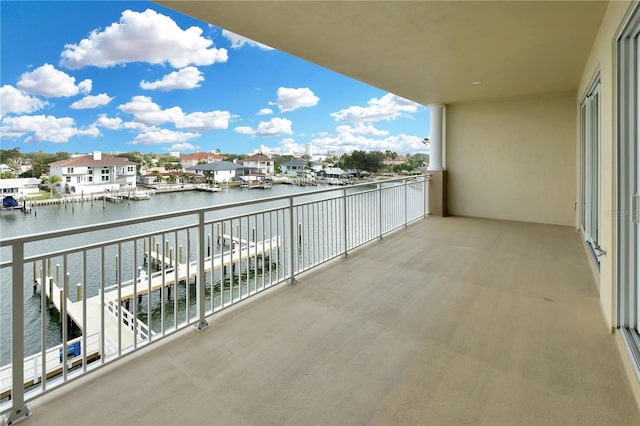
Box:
<box><xmin>203</xmin><ymin>170</ymin><xmax>214</xmax><ymax>186</ymax></box>
<box><xmin>152</xmin><ymin>170</ymin><xmax>164</xmax><ymax>185</ymax></box>
<box><xmin>44</xmin><ymin>175</ymin><xmax>62</xmax><ymax>197</ymax></box>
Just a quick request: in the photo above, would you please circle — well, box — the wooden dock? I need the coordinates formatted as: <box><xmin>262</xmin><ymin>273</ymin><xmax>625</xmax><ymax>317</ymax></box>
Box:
<box><xmin>0</xmin><ymin>234</ymin><xmax>280</xmax><ymax>400</ymax></box>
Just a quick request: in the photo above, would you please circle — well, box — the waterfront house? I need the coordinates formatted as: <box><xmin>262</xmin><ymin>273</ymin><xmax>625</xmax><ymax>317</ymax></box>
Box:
<box><xmin>383</xmin><ymin>155</ymin><xmax>408</xmax><ymax>168</ymax></box>
<box><xmin>139</xmin><ymin>171</ymin><xmax>199</xmax><ymax>186</ymax></box>
<box><xmin>239</xmin><ymin>153</ymin><xmax>275</xmax><ymax>176</ymax></box>
<box><xmin>0</xmin><ymin>177</ymin><xmax>41</xmax><ymax>198</ymax></box>
<box><xmin>6</xmin><ymin>1</ymin><xmax>640</xmax><ymax>425</ymax></box>
<box><xmin>179</xmin><ymin>151</ymin><xmax>227</xmax><ymax>169</ymax></box>
<box><xmin>280</xmin><ymin>158</ymin><xmax>308</xmax><ymax>177</ymax></box>
<box><xmin>48</xmin><ymin>151</ymin><xmax>137</xmax><ymax>194</ymax></box>
<box><xmin>0</xmin><ymin>164</ymin><xmax>13</xmax><ymax>175</ymax></box>
<box><xmin>187</xmin><ymin>161</ymin><xmax>255</xmax><ymax>183</ymax></box>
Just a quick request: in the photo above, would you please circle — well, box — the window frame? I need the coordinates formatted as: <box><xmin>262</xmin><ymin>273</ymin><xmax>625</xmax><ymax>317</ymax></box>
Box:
<box><xmin>580</xmin><ymin>75</ymin><xmax>603</xmax><ymax>269</ymax></box>
<box><xmin>617</xmin><ymin>1</ymin><xmax>640</xmax><ymax>378</ymax></box>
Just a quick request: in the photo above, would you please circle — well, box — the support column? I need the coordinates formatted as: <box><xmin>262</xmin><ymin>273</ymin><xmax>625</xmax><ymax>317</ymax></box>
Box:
<box><xmin>428</xmin><ymin>104</ymin><xmax>444</xmax><ymax>171</ymax></box>
<box><xmin>427</xmin><ymin>103</ymin><xmax>447</xmax><ymax>216</ymax></box>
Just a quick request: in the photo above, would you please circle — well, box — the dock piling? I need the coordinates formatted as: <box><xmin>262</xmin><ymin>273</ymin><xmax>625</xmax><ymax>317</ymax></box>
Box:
<box><xmin>33</xmin><ymin>264</ymin><xmax>38</xmax><ymax>293</ymax></box>
<box><xmin>48</xmin><ymin>277</ymin><xmax>54</xmax><ymax>309</ymax></box>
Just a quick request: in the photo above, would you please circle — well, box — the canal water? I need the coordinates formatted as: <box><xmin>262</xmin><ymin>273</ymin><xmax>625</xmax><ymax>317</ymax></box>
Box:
<box><xmin>0</xmin><ymin>184</ymin><xmax>362</xmax><ymax>366</ymax></box>
<box><xmin>0</xmin><ymin>184</ymin><xmax>317</xmax><ymax>239</ymax></box>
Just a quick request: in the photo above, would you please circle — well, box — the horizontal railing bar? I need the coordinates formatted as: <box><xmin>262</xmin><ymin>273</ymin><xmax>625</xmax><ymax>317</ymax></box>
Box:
<box><xmin>5</xmin><ymin>206</ymin><xmax>289</xmax><ymax>265</ymax></box>
<box><xmin>0</xmin><ymin>176</ymin><xmax>424</xmax><ymax>247</ymax></box>
<box><xmin>8</xmin><ymin>225</ymin><xmax>201</xmax><ymax>266</ymax></box>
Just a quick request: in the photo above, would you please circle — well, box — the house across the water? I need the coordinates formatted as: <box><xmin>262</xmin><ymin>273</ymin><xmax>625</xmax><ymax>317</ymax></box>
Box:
<box><xmin>49</xmin><ymin>151</ymin><xmax>137</xmax><ymax>194</ymax></box>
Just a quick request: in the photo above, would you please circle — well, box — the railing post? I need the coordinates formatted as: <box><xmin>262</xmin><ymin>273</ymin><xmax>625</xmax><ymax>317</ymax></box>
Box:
<box><xmin>288</xmin><ymin>197</ymin><xmax>297</xmax><ymax>284</ymax></box>
<box><xmin>378</xmin><ymin>183</ymin><xmax>383</xmax><ymax>240</ymax></box>
<box><xmin>343</xmin><ymin>188</ymin><xmax>349</xmax><ymax>257</ymax></box>
<box><xmin>424</xmin><ymin>174</ymin><xmax>431</xmax><ymax>217</ymax></box>
<box><xmin>6</xmin><ymin>241</ymin><xmax>32</xmax><ymax>424</ymax></box>
<box><xmin>404</xmin><ymin>178</ymin><xmax>408</xmax><ymax>228</ymax></box>
<box><xmin>193</xmin><ymin>211</ymin><xmax>208</xmax><ymax>330</ymax></box>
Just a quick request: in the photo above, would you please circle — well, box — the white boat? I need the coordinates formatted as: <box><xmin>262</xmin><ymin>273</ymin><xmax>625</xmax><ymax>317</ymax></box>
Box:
<box><xmin>199</xmin><ymin>184</ymin><xmax>222</xmax><ymax>192</ymax></box>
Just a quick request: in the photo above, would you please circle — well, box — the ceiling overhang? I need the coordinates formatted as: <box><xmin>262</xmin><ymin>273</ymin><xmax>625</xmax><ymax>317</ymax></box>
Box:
<box><xmin>155</xmin><ymin>1</ymin><xmax>608</xmax><ymax>106</ymax></box>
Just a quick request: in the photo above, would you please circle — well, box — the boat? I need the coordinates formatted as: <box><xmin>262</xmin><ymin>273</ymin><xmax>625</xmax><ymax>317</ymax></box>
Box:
<box><xmin>2</xmin><ymin>195</ymin><xmax>21</xmax><ymax>209</ymax></box>
<box><xmin>200</xmin><ymin>184</ymin><xmax>222</xmax><ymax>192</ymax></box>
<box><xmin>240</xmin><ymin>180</ymin><xmax>250</xmax><ymax>188</ymax></box>
<box><xmin>250</xmin><ymin>179</ymin><xmax>272</xmax><ymax>189</ymax></box>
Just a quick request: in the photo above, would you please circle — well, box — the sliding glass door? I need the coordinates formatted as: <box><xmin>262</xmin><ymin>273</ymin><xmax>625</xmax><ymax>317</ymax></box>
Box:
<box><xmin>618</xmin><ymin>2</ymin><xmax>640</xmax><ymax>365</ymax></box>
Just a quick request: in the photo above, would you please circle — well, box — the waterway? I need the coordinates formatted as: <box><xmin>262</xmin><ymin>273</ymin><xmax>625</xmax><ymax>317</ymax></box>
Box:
<box><xmin>0</xmin><ymin>183</ymin><xmax>371</xmax><ymax>367</ymax></box>
<box><xmin>0</xmin><ymin>184</ymin><xmax>319</xmax><ymax>239</ymax></box>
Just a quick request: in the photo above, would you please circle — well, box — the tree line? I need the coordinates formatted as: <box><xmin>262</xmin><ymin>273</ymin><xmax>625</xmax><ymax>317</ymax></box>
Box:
<box><xmin>1</xmin><ymin>148</ymin><xmax>429</xmax><ymax>179</ymax></box>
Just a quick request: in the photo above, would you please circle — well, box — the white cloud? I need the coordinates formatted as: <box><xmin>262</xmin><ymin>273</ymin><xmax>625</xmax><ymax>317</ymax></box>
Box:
<box><xmin>78</xmin><ymin>79</ymin><xmax>92</xmax><ymax>94</ymax></box>
<box><xmin>118</xmin><ymin>96</ymin><xmax>183</xmax><ymax>125</ymax></box>
<box><xmin>16</xmin><ymin>64</ymin><xmax>91</xmax><ymax>97</ymax></box>
<box><xmin>117</xmin><ymin>96</ymin><xmax>230</xmax><ymax>130</ymax></box>
<box><xmin>271</xmin><ymin>122</ymin><xmax>424</xmax><ymax>155</ymax></box>
<box><xmin>275</xmin><ymin>87</ymin><xmax>319</xmax><ymax>112</ymax></box>
<box><xmin>70</xmin><ymin>93</ymin><xmax>113</xmax><ymax>109</ymax></box>
<box><xmin>280</xmin><ymin>138</ymin><xmax>304</xmax><ymax>155</ymax></box>
<box><xmin>336</xmin><ymin>123</ymin><xmax>389</xmax><ymax>137</ymax></box>
<box><xmin>257</xmin><ymin>108</ymin><xmax>273</xmax><ymax>116</ymax></box>
<box><xmin>140</xmin><ymin>66</ymin><xmax>204</xmax><ymax>91</ymax></box>
<box><xmin>93</xmin><ymin>114</ymin><xmax>122</xmax><ymax>129</ymax></box>
<box><xmin>256</xmin><ymin>144</ymin><xmax>273</xmax><ymax>156</ymax></box>
<box><xmin>176</xmin><ymin>111</ymin><xmax>231</xmax><ymax>131</ymax></box>
<box><xmin>234</xmin><ymin>126</ymin><xmax>254</xmax><ymax>135</ymax></box>
<box><xmin>233</xmin><ymin>118</ymin><xmax>293</xmax><ymax>137</ymax></box>
<box><xmin>261</xmin><ymin>138</ymin><xmax>313</xmax><ymax>156</ymax></box>
<box><xmin>1</xmin><ymin>114</ymin><xmax>99</xmax><ymax>143</ymax></box>
<box><xmin>255</xmin><ymin>117</ymin><xmax>293</xmax><ymax>136</ymax></box>
<box><xmin>0</xmin><ymin>85</ymin><xmax>47</xmax><ymax>116</ymax></box>
<box><xmin>77</xmin><ymin>126</ymin><xmax>100</xmax><ymax>138</ymax></box>
<box><xmin>60</xmin><ymin>9</ymin><xmax>228</xmax><ymax>69</ymax></box>
<box><xmin>132</xmin><ymin>128</ymin><xmax>200</xmax><ymax>145</ymax></box>
<box><xmin>122</xmin><ymin>121</ymin><xmax>151</xmax><ymax>131</ymax></box>
<box><xmin>222</xmin><ymin>30</ymin><xmax>274</xmax><ymax>50</ymax></box>
<box><xmin>168</xmin><ymin>143</ymin><xmax>197</xmax><ymax>152</ymax></box>
<box><xmin>331</xmin><ymin>93</ymin><xmax>420</xmax><ymax>123</ymax></box>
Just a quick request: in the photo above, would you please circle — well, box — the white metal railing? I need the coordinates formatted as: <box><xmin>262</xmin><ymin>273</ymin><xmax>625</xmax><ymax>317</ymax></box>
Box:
<box><xmin>0</xmin><ymin>175</ymin><xmax>429</xmax><ymax>422</ymax></box>
<box><xmin>0</xmin><ymin>333</ymin><xmax>101</xmax><ymax>401</ymax></box>
<box><xmin>105</xmin><ymin>300</ymin><xmax>151</xmax><ymax>342</ymax></box>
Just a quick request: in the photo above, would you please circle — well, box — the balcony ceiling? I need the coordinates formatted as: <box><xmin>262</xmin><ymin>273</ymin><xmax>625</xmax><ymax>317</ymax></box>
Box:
<box><xmin>155</xmin><ymin>1</ymin><xmax>608</xmax><ymax>105</ymax></box>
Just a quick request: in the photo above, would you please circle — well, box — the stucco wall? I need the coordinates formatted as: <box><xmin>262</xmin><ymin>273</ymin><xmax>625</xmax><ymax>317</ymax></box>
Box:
<box><xmin>576</xmin><ymin>0</ymin><xmax>635</xmax><ymax>332</ymax></box>
<box><xmin>576</xmin><ymin>1</ymin><xmax>640</xmax><ymax>408</ymax></box>
<box><xmin>446</xmin><ymin>93</ymin><xmax>576</xmax><ymax>226</ymax></box>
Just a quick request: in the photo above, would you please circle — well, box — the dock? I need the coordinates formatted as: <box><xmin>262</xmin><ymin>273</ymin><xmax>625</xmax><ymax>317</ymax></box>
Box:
<box><xmin>0</xmin><ymin>234</ymin><xmax>280</xmax><ymax>400</ymax></box>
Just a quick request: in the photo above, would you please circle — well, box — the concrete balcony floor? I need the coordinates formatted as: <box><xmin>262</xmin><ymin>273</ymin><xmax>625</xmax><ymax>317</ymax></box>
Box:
<box><xmin>21</xmin><ymin>216</ymin><xmax>640</xmax><ymax>425</ymax></box>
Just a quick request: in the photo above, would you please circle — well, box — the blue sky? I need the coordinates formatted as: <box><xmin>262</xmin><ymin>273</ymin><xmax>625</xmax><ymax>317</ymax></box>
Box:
<box><xmin>1</xmin><ymin>1</ymin><xmax>430</xmax><ymax>157</ymax></box>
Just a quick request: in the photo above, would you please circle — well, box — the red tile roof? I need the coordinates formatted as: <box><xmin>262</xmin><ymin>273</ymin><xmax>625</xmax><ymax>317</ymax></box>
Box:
<box><xmin>181</xmin><ymin>152</ymin><xmax>227</xmax><ymax>161</ymax></box>
<box><xmin>243</xmin><ymin>154</ymin><xmax>272</xmax><ymax>162</ymax></box>
<box><xmin>49</xmin><ymin>155</ymin><xmax>136</xmax><ymax>167</ymax></box>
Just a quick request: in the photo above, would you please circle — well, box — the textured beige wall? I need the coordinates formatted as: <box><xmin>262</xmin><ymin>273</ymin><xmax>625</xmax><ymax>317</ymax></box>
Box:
<box><xmin>446</xmin><ymin>93</ymin><xmax>576</xmax><ymax>226</ymax></box>
<box><xmin>576</xmin><ymin>0</ymin><xmax>635</xmax><ymax>332</ymax></box>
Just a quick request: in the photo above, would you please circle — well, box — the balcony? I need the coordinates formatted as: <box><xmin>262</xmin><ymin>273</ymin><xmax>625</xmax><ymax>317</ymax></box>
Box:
<box><xmin>1</xmin><ymin>175</ymin><xmax>639</xmax><ymax>424</ymax></box>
